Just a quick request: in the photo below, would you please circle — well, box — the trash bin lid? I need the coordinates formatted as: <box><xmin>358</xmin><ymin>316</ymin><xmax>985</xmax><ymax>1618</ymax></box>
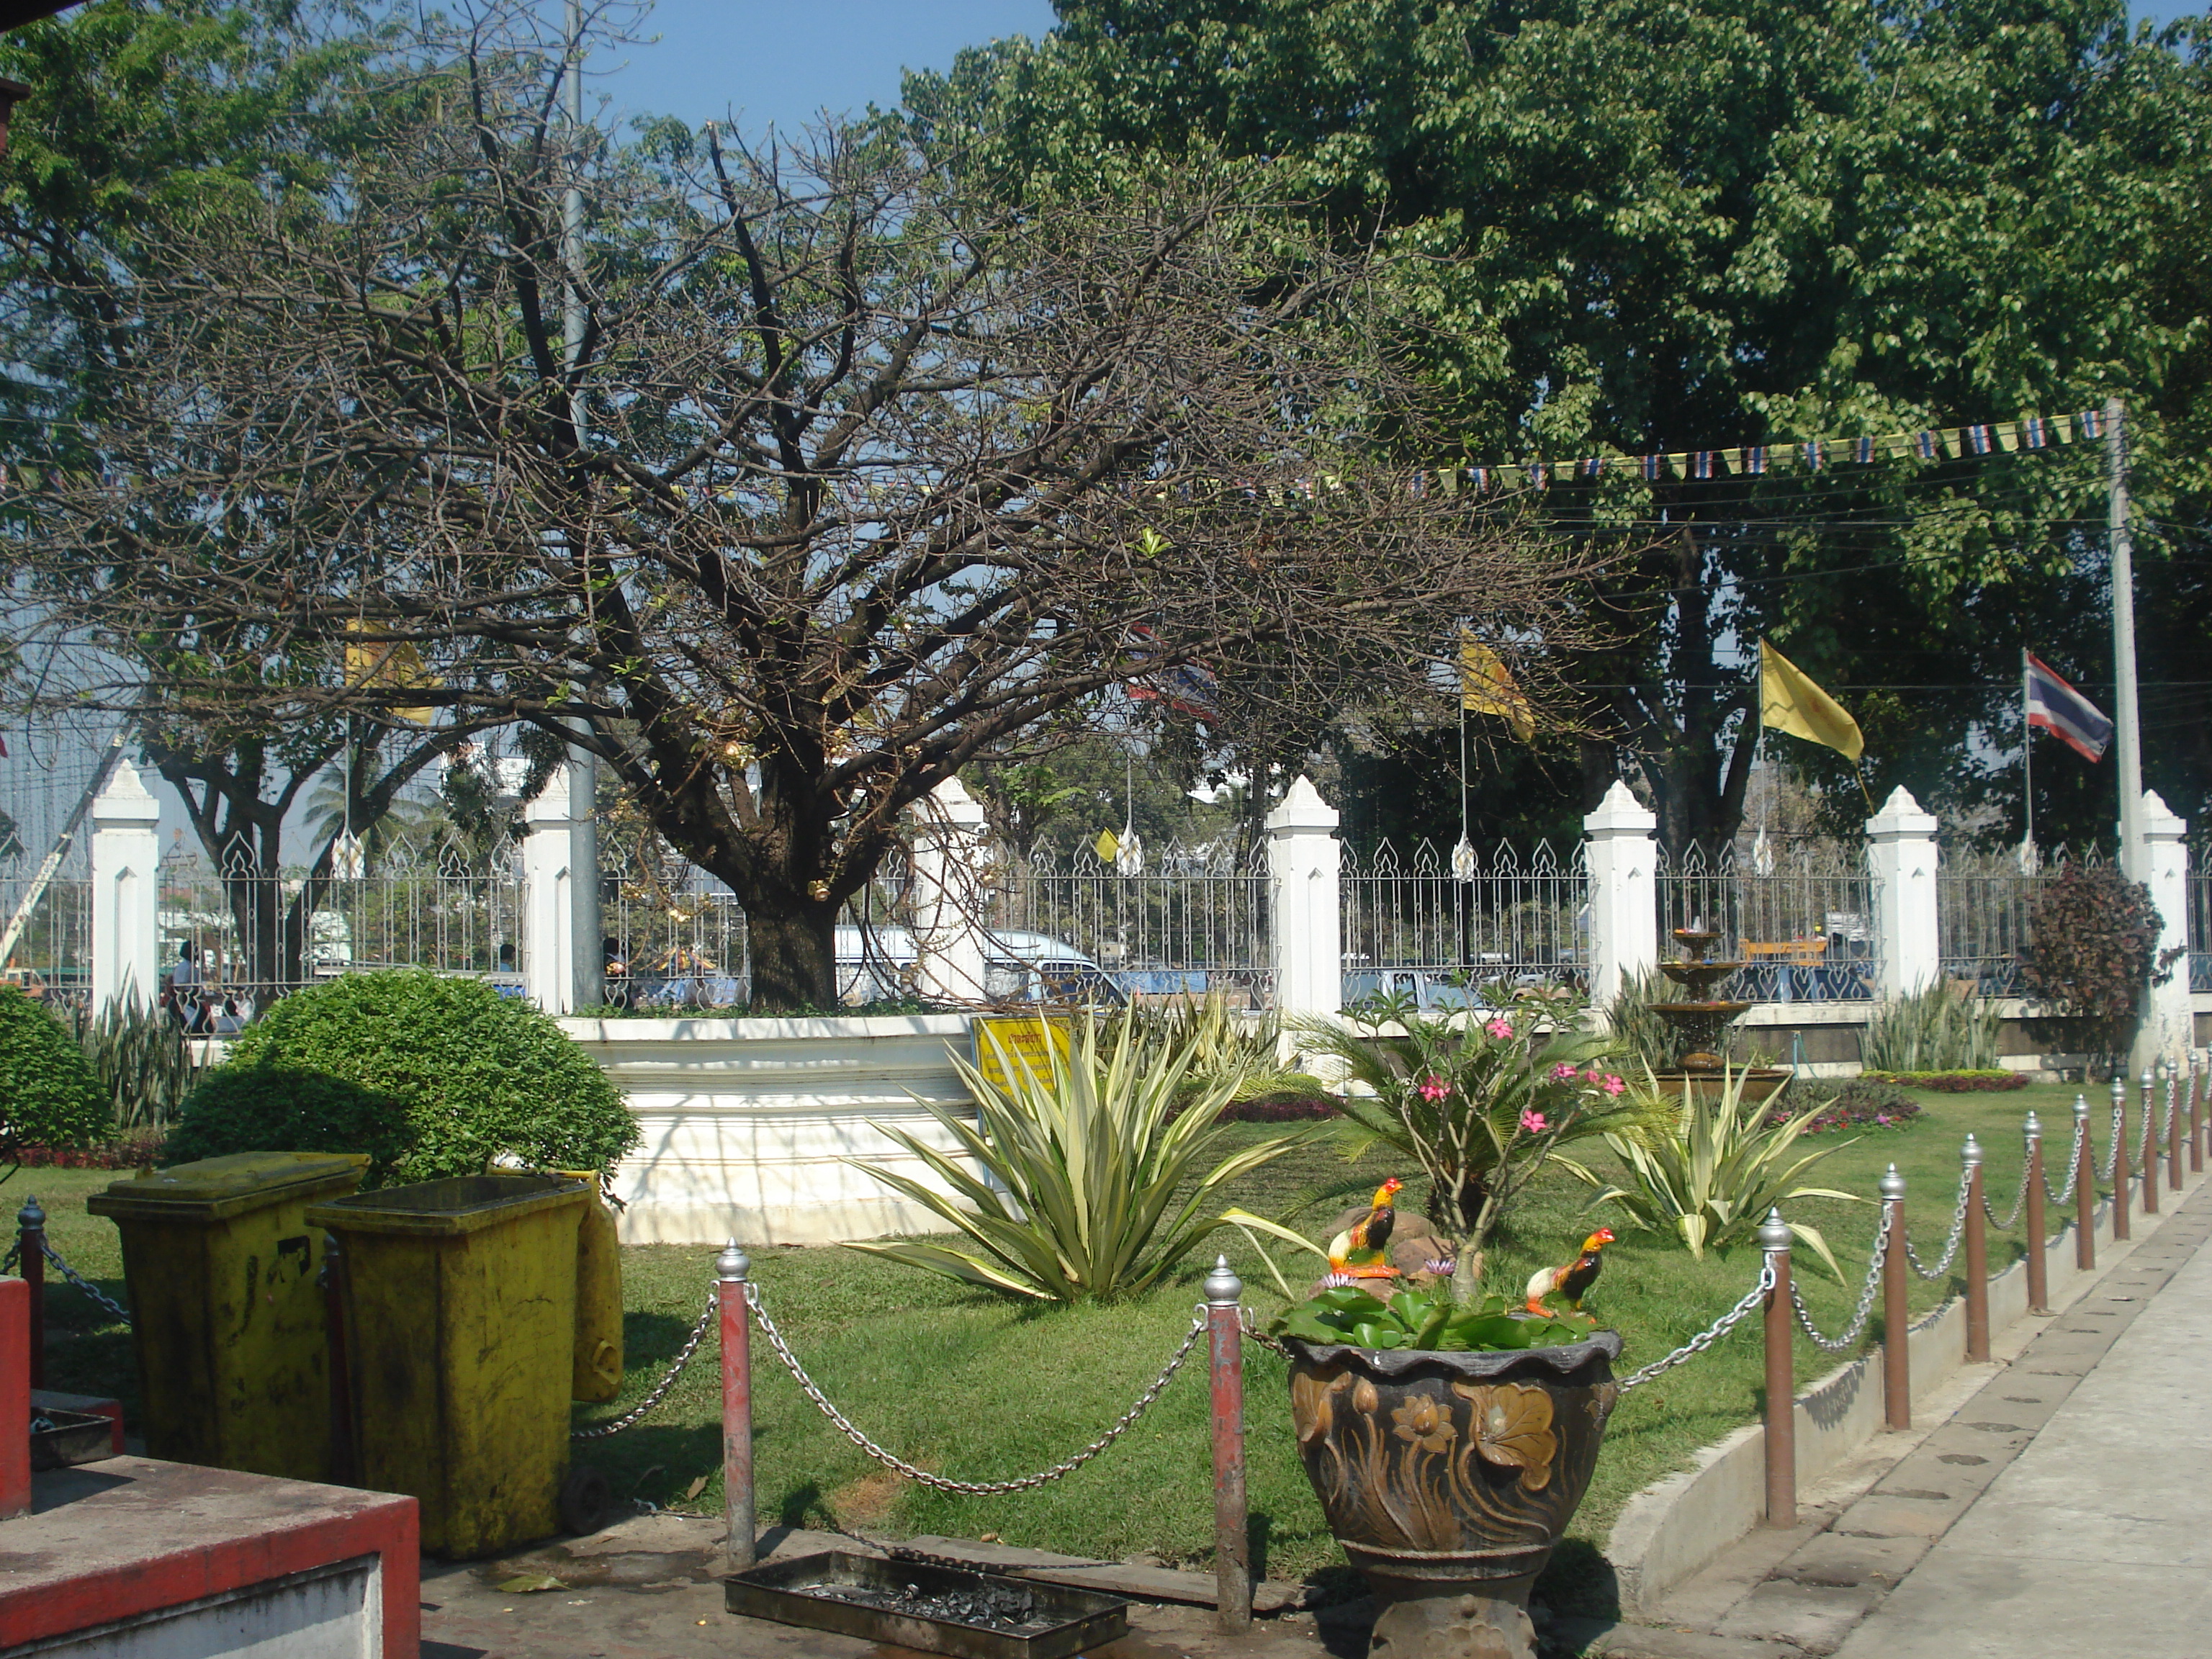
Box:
<box><xmin>304</xmin><ymin>1173</ymin><xmax>589</xmax><ymax>1238</ymax></box>
<box><xmin>87</xmin><ymin>1151</ymin><xmax>372</xmax><ymax>1222</ymax></box>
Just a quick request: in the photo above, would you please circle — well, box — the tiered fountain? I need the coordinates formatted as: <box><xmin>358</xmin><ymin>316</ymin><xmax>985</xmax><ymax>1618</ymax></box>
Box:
<box><xmin>1649</xmin><ymin>923</ymin><xmax>1792</xmax><ymax>1103</ymax></box>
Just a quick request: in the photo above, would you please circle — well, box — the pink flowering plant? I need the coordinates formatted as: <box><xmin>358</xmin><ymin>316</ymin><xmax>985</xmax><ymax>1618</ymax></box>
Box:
<box><xmin>1305</xmin><ymin>990</ymin><xmax>1646</xmax><ymax>1297</ymax></box>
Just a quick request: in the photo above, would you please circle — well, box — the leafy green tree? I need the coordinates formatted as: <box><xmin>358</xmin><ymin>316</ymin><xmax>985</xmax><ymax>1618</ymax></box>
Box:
<box><xmin>909</xmin><ymin>1</ymin><xmax>2212</xmax><ymax>848</ymax></box>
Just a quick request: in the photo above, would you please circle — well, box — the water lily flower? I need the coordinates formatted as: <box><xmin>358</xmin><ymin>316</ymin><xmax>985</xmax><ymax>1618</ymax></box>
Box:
<box><xmin>1520</xmin><ymin>1108</ymin><xmax>1548</xmax><ymax>1134</ymax></box>
<box><xmin>1417</xmin><ymin>1074</ymin><xmax>1450</xmax><ymax>1102</ymax></box>
<box><xmin>1484</xmin><ymin>1017</ymin><xmax>1514</xmax><ymax>1040</ymax></box>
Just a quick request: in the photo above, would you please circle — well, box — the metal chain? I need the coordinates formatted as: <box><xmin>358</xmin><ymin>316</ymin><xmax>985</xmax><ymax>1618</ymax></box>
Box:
<box><xmin>1619</xmin><ymin>1262</ymin><xmax>1775</xmax><ymax>1390</ymax></box>
<box><xmin>1905</xmin><ymin>1172</ymin><xmax>1972</xmax><ymax>1280</ymax></box>
<box><xmin>1239</xmin><ymin>1310</ymin><xmax>1292</xmax><ymax>1357</ymax></box>
<box><xmin>2164</xmin><ymin>1073</ymin><xmax>2179</xmax><ymax>1142</ymax></box>
<box><xmin>38</xmin><ymin>1240</ymin><xmax>132</xmax><ymax>1325</ymax></box>
<box><xmin>748</xmin><ymin>1283</ymin><xmax>1208</xmax><ymax>1494</ymax></box>
<box><xmin>1</xmin><ymin>1240</ymin><xmax>19</xmax><ymax>1276</ymax></box>
<box><xmin>2046</xmin><ymin>1114</ymin><xmax>2085</xmax><ymax>1206</ymax></box>
<box><xmin>1792</xmin><ymin>1202</ymin><xmax>1893</xmax><ymax>1353</ymax></box>
<box><xmin>570</xmin><ymin>1290</ymin><xmax>718</xmax><ymax>1442</ymax></box>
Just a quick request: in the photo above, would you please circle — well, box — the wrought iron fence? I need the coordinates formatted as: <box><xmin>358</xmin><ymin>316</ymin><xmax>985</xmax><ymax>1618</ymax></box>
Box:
<box><xmin>601</xmin><ymin>835</ymin><xmax>752</xmax><ymax>1010</ymax></box>
<box><xmin>2193</xmin><ymin>848</ymin><xmax>2212</xmax><ymax>994</ymax></box>
<box><xmin>1340</xmin><ymin>838</ymin><xmax>1586</xmax><ymax>1005</ymax></box>
<box><xmin>1657</xmin><ymin>840</ymin><xmax>1879</xmax><ymax>1002</ymax></box>
<box><xmin>156</xmin><ymin>846</ymin><xmax>525</xmax><ymax>1022</ymax></box>
<box><xmin>989</xmin><ymin>840</ymin><xmax>1273</xmax><ymax>1006</ymax></box>
<box><xmin>1936</xmin><ymin>845</ymin><xmax>2049</xmax><ymax>997</ymax></box>
<box><xmin>0</xmin><ymin>871</ymin><xmax>93</xmax><ymax>1010</ymax></box>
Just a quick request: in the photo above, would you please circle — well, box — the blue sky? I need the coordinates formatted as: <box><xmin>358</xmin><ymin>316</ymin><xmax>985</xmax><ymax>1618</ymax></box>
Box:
<box><xmin>606</xmin><ymin>2</ymin><xmax>2199</xmax><ymax>138</ymax></box>
<box><xmin>593</xmin><ymin>1</ymin><xmax>1058</xmax><ymax>138</ymax></box>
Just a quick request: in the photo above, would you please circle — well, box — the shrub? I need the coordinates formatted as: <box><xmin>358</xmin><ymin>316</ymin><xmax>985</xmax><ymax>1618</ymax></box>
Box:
<box><xmin>1776</xmin><ymin>1077</ymin><xmax>1926</xmax><ymax>1134</ymax></box>
<box><xmin>12</xmin><ymin>1128</ymin><xmax>170</xmax><ymax>1169</ymax></box>
<box><xmin>167</xmin><ymin>1069</ymin><xmax>415</xmax><ymax>1180</ymax></box>
<box><xmin>2019</xmin><ymin>863</ymin><xmax>2179</xmax><ymax>1078</ymax></box>
<box><xmin>1861</xmin><ymin>1070</ymin><xmax>2024</xmax><ymax>1093</ymax></box>
<box><xmin>1860</xmin><ymin>981</ymin><xmax>2002</xmax><ymax>1073</ymax></box>
<box><xmin>188</xmin><ymin>970</ymin><xmax>638</xmax><ymax>1181</ymax></box>
<box><xmin>0</xmin><ymin>984</ymin><xmax>108</xmax><ymax>1159</ymax></box>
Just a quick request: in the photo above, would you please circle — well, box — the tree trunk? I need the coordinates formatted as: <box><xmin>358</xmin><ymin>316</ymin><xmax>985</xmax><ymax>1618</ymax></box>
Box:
<box><xmin>746</xmin><ymin>903</ymin><xmax>839</xmax><ymax>1010</ymax></box>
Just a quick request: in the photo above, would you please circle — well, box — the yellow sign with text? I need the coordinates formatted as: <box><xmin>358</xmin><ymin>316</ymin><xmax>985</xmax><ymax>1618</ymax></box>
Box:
<box><xmin>970</xmin><ymin>1014</ymin><xmax>1074</xmax><ymax>1097</ymax></box>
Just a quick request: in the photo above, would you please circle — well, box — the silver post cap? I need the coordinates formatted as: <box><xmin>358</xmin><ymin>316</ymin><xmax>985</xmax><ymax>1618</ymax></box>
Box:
<box><xmin>2144</xmin><ymin>1069</ymin><xmax>2155</xmax><ymax>1088</ymax></box>
<box><xmin>2074</xmin><ymin>1093</ymin><xmax>2090</xmax><ymax>1122</ymax></box>
<box><xmin>1963</xmin><ymin>1133</ymin><xmax>1984</xmax><ymax>1169</ymax></box>
<box><xmin>716</xmin><ymin>1239</ymin><xmax>750</xmax><ymax>1282</ymax></box>
<box><xmin>17</xmin><ymin>1195</ymin><xmax>43</xmax><ymax>1229</ymax></box>
<box><xmin>1204</xmin><ymin>1253</ymin><xmax>1244</xmax><ymax>1305</ymax></box>
<box><xmin>2113</xmin><ymin>1076</ymin><xmax>2126</xmax><ymax>1103</ymax></box>
<box><xmin>2024</xmin><ymin>1110</ymin><xmax>2041</xmax><ymax>1141</ymax></box>
<box><xmin>1757</xmin><ymin>1208</ymin><xmax>1792</xmax><ymax>1253</ymax></box>
<box><xmin>1879</xmin><ymin>1164</ymin><xmax>1907</xmax><ymax>1202</ymax></box>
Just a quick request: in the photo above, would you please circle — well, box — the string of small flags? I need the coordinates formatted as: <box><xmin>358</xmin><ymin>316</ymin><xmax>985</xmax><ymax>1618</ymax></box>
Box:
<box><xmin>1406</xmin><ymin>408</ymin><xmax>2103</xmax><ymax>496</ymax></box>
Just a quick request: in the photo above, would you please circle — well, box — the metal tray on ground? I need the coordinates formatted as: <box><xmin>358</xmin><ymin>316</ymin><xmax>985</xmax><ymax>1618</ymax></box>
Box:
<box><xmin>30</xmin><ymin>1408</ymin><xmax>115</xmax><ymax>1471</ymax></box>
<box><xmin>724</xmin><ymin>1550</ymin><xmax>1129</xmax><ymax>1659</ymax></box>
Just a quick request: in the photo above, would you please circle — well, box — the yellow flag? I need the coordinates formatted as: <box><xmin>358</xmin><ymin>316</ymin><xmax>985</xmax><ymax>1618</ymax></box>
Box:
<box><xmin>1459</xmin><ymin>637</ymin><xmax>1535</xmax><ymax>741</ymax></box>
<box><xmin>1092</xmin><ymin>828</ymin><xmax>1120</xmax><ymax>864</ymax></box>
<box><xmin>343</xmin><ymin>620</ymin><xmax>439</xmax><ymax>724</ymax></box>
<box><xmin>1760</xmin><ymin>640</ymin><xmax>1862</xmax><ymax>761</ymax></box>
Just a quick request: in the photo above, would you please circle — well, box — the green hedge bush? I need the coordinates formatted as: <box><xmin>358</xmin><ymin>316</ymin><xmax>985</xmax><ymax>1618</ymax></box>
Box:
<box><xmin>174</xmin><ymin>971</ymin><xmax>638</xmax><ymax>1182</ymax></box>
<box><xmin>0</xmin><ymin>984</ymin><xmax>108</xmax><ymax>1155</ymax></box>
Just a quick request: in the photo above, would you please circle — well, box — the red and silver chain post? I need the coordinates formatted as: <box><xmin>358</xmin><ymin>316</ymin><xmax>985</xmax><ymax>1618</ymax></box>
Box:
<box><xmin>1759</xmin><ymin>1209</ymin><xmax>1795</xmax><ymax>1527</ymax></box>
<box><xmin>1204</xmin><ymin>1256</ymin><xmax>1251</xmax><ymax>1634</ymax></box>
<box><xmin>719</xmin><ymin>1241</ymin><xmax>756</xmax><ymax>1573</ymax></box>
<box><xmin>2023</xmin><ymin>1112</ymin><xmax>2049</xmax><ymax>1316</ymax></box>
<box><xmin>1881</xmin><ymin>1165</ymin><xmax>1910</xmax><ymax>1431</ymax></box>
<box><xmin>1962</xmin><ymin>1136</ymin><xmax>1989</xmax><ymax>1364</ymax></box>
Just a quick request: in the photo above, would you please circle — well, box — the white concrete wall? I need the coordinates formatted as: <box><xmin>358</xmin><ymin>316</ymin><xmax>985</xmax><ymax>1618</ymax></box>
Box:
<box><xmin>565</xmin><ymin>1014</ymin><xmax>984</xmax><ymax>1245</ymax></box>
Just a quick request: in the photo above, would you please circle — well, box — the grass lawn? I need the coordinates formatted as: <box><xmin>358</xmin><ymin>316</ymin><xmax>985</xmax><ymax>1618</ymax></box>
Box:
<box><xmin>12</xmin><ymin>1076</ymin><xmax>2144</xmax><ymax>1606</ymax></box>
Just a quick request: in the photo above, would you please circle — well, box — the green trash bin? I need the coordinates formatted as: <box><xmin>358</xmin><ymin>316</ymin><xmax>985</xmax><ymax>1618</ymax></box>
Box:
<box><xmin>86</xmin><ymin>1151</ymin><xmax>370</xmax><ymax>1482</ymax></box>
<box><xmin>307</xmin><ymin>1172</ymin><xmax>591</xmax><ymax>1558</ymax></box>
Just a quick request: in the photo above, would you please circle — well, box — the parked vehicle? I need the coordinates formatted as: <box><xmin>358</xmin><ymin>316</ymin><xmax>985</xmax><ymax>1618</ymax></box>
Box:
<box><xmin>835</xmin><ymin>925</ymin><xmax>1123</xmax><ymax>1007</ymax></box>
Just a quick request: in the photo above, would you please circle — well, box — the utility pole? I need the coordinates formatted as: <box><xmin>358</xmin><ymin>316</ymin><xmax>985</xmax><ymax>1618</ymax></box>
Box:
<box><xmin>2106</xmin><ymin>397</ymin><xmax>2144</xmax><ymax>881</ymax></box>
<box><xmin>563</xmin><ymin>0</ymin><xmax>602</xmax><ymax>1006</ymax></box>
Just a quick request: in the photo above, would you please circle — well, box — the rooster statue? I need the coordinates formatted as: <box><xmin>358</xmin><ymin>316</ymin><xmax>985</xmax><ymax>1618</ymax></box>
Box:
<box><xmin>1325</xmin><ymin>1177</ymin><xmax>1404</xmax><ymax>1280</ymax></box>
<box><xmin>1524</xmin><ymin>1227</ymin><xmax>1616</xmax><ymax>1316</ymax></box>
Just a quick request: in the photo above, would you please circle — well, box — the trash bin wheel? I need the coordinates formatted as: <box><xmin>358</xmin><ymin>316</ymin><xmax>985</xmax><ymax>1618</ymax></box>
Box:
<box><xmin>559</xmin><ymin>1463</ymin><xmax>613</xmax><ymax>1536</ymax></box>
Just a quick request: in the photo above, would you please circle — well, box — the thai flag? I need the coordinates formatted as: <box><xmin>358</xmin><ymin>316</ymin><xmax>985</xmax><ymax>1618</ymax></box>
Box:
<box><xmin>2024</xmin><ymin>651</ymin><xmax>2113</xmax><ymax>762</ymax></box>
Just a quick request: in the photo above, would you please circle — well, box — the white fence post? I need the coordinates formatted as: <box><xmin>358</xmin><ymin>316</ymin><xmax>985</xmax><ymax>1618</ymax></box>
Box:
<box><xmin>1267</xmin><ymin>776</ymin><xmax>1340</xmax><ymax>1025</ymax></box>
<box><xmin>909</xmin><ymin>776</ymin><xmax>990</xmax><ymax>1004</ymax></box>
<box><xmin>2138</xmin><ymin>789</ymin><xmax>2191</xmax><ymax>1069</ymax></box>
<box><xmin>1583</xmin><ymin>780</ymin><xmax>1658</xmax><ymax>1010</ymax></box>
<box><xmin>1866</xmin><ymin>786</ymin><xmax>1938</xmax><ymax>998</ymax></box>
<box><xmin>523</xmin><ymin>761</ymin><xmax>590</xmax><ymax>1014</ymax></box>
<box><xmin>90</xmin><ymin>760</ymin><xmax>161</xmax><ymax>1015</ymax></box>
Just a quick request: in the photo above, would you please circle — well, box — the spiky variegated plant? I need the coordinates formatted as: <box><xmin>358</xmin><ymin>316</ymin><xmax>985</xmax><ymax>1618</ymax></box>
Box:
<box><xmin>845</xmin><ymin>1013</ymin><xmax>1303</xmax><ymax>1303</ymax></box>
<box><xmin>1560</xmin><ymin>1066</ymin><xmax>1864</xmax><ymax>1280</ymax></box>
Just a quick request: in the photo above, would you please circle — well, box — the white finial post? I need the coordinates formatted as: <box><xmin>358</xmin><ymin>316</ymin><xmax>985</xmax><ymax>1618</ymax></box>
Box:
<box><xmin>1583</xmin><ymin>781</ymin><xmax>1658</xmax><ymax>1011</ymax></box>
<box><xmin>90</xmin><ymin>760</ymin><xmax>161</xmax><ymax>1015</ymax></box>
<box><xmin>1266</xmin><ymin>777</ymin><xmax>1341</xmax><ymax>1028</ymax></box>
<box><xmin>1866</xmin><ymin>787</ymin><xmax>1938</xmax><ymax>999</ymax></box>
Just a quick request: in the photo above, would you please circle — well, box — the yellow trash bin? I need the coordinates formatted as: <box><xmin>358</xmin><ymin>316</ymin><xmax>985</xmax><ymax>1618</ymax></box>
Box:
<box><xmin>86</xmin><ymin>1151</ymin><xmax>370</xmax><ymax>1483</ymax></box>
<box><xmin>307</xmin><ymin>1172</ymin><xmax>590</xmax><ymax>1558</ymax></box>
<box><xmin>556</xmin><ymin>1171</ymin><xmax>624</xmax><ymax>1404</ymax></box>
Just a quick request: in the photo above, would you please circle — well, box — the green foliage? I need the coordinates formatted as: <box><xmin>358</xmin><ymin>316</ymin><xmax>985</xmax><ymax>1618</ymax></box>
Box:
<box><xmin>0</xmin><ymin>986</ymin><xmax>108</xmax><ymax>1155</ymax></box>
<box><xmin>1566</xmin><ymin>1068</ymin><xmax>1862</xmax><ymax>1280</ymax></box>
<box><xmin>72</xmin><ymin>990</ymin><xmax>192</xmax><ymax>1128</ymax></box>
<box><xmin>1861</xmin><ymin>981</ymin><xmax>2003</xmax><ymax>1073</ymax></box>
<box><xmin>1112</xmin><ymin>989</ymin><xmax>1323</xmax><ymax>1104</ymax></box>
<box><xmin>844</xmin><ymin>1013</ymin><xmax>1303</xmax><ymax>1303</ymax></box>
<box><xmin>166</xmin><ymin>1068</ymin><xmax>413</xmax><ymax>1181</ymax></box>
<box><xmin>2019</xmin><ymin>863</ymin><xmax>2177</xmax><ymax>1076</ymax></box>
<box><xmin>1303</xmin><ymin>993</ymin><xmax>1646</xmax><ymax>1256</ymax></box>
<box><xmin>206</xmin><ymin>971</ymin><xmax>638</xmax><ymax>1181</ymax></box>
<box><xmin>1604</xmin><ymin>968</ymin><xmax>1678</xmax><ymax>1074</ymax></box>
<box><xmin>1860</xmin><ymin>1070</ymin><xmax>2025</xmax><ymax>1093</ymax></box>
<box><xmin>1272</xmin><ymin>1284</ymin><xmax>1595</xmax><ymax>1354</ymax></box>
<box><xmin>1776</xmin><ymin>1077</ymin><xmax>1926</xmax><ymax>1133</ymax></box>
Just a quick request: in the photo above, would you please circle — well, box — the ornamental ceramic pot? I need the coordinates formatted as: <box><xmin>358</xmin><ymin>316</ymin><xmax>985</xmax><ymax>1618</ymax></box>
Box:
<box><xmin>1284</xmin><ymin>1331</ymin><xmax>1623</xmax><ymax>1659</ymax></box>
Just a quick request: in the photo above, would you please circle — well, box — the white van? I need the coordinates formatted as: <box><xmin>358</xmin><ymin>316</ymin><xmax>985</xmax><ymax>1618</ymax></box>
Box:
<box><xmin>834</xmin><ymin>925</ymin><xmax>1123</xmax><ymax>1007</ymax></box>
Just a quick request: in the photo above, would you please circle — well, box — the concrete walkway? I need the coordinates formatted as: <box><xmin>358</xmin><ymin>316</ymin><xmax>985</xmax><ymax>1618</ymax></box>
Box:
<box><xmin>1828</xmin><ymin>1188</ymin><xmax>2212</xmax><ymax>1659</ymax></box>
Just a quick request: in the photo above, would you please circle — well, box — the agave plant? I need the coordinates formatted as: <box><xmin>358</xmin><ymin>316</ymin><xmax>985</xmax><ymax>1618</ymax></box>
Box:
<box><xmin>1563</xmin><ymin>1066</ymin><xmax>1863</xmax><ymax>1280</ymax></box>
<box><xmin>1110</xmin><ymin>988</ymin><xmax>1324</xmax><ymax>1103</ymax></box>
<box><xmin>1859</xmin><ymin>980</ymin><xmax>2002</xmax><ymax>1073</ymax></box>
<box><xmin>845</xmin><ymin>1012</ymin><xmax>1304</xmax><ymax>1303</ymax></box>
<box><xmin>73</xmin><ymin>988</ymin><xmax>194</xmax><ymax>1128</ymax></box>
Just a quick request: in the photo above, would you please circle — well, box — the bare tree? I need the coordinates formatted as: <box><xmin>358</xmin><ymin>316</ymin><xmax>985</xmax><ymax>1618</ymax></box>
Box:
<box><xmin>3</xmin><ymin>6</ymin><xmax>1608</xmax><ymax>1007</ymax></box>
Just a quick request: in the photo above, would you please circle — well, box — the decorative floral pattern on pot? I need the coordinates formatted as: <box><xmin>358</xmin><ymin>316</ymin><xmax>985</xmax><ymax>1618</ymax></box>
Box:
<box><xmin>1285</xmin><ymin>1335</ymin><xmax>1622</xmax><ymax>1559</ymax></box>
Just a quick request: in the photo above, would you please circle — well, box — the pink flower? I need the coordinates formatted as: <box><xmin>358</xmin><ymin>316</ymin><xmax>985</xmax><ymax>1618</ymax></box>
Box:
<box><xmin>1519</xmin><ymin>1109</ymin><xmax>1548</xmax><ymax>1135</ymax></box>
<box><xmin>1601</xmin><ymin>1074</ymin><xmax>1626</xmax><ymax>1097</ymax></box>
<box><xmin>1416</xmin><ymin>1074</ymin><xmax>1449</xmax><ymax>1102</ymax></box>
<box><xmin>1550</xmin><ymin>1062</ymin><xmax>1578</xmax><ymax>1082</ymax></box>
<box><xmin>1580</xmin><ymin>1068</ymin><xmax>1603</xmax><ymax>1084</ymax></box>
<box><xmin>1485</xmin><ymin>1017</ymin><xmax>1514</xmax><ymax>1040</ymax></box>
